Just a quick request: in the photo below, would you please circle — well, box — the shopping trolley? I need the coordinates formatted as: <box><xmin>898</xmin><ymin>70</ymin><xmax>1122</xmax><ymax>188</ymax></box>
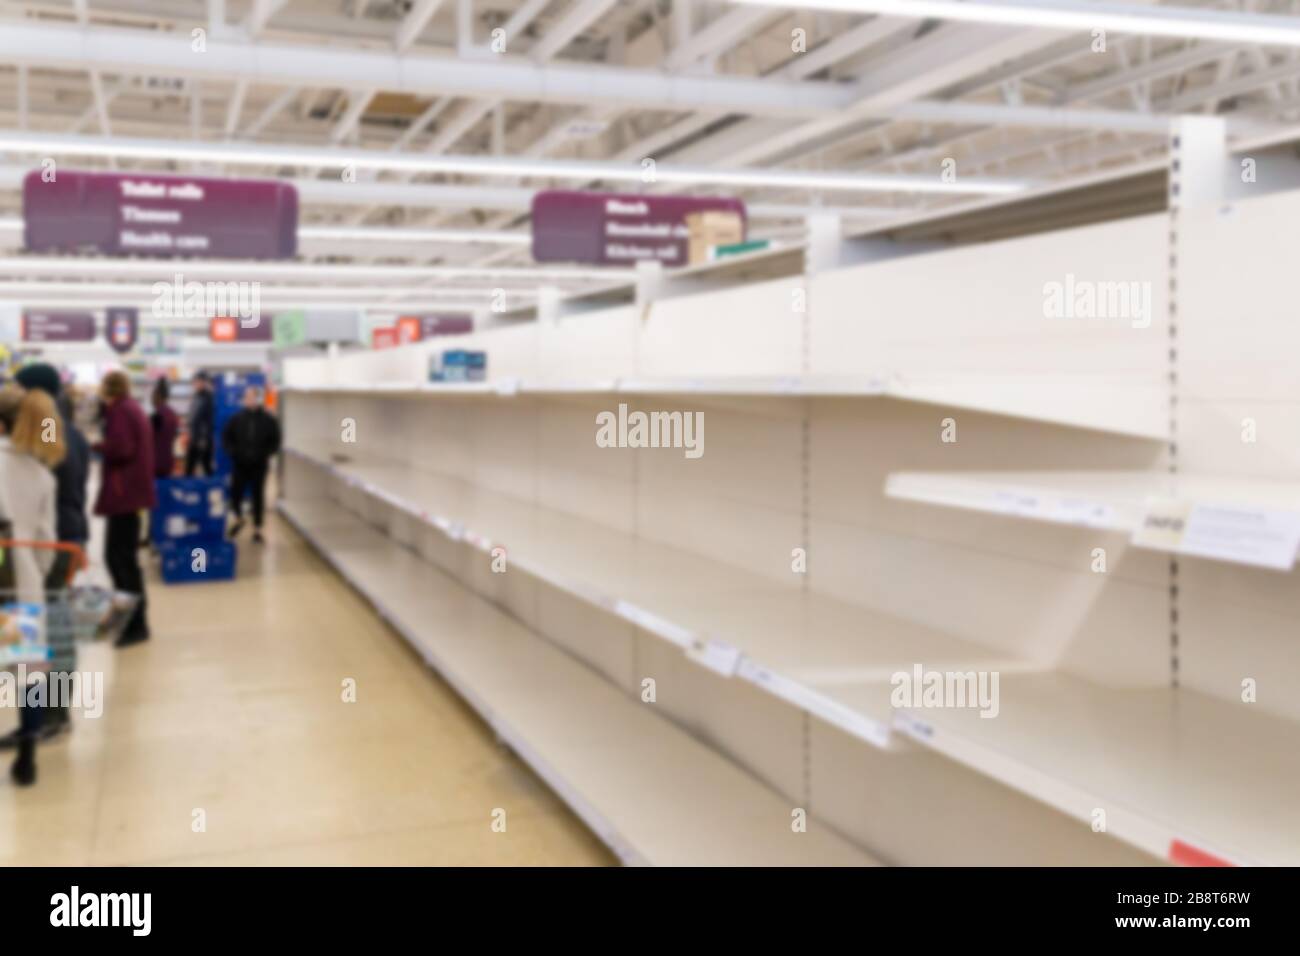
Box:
<box><xmin>1</xmin><ymin>539</ymin><xmax>139</xmax><ymax>787</ymax></box>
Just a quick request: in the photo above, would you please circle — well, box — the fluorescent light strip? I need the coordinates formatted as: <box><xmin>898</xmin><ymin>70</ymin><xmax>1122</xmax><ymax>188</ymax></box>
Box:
<box><xmin>0</xmin><ymin>257</ymin><xmax>621</xmax><ymax>282</ymax></box>
<box><xmin>301</xmin><ymin>226</ymin><xmax>532</xmax><ymax>244</ymax></box>
<box><xmin>0</xmin><ymin>298</ymin><xmax>488</xmax><ymax>313</ymax></box>
<box><xmin>0</xmin><ymin>282</ymin><xmax>535</xmax><ymax>298</ymax></box>
<box><xmin>0</xmin><ymin>131</ymin><xmax>1026</xmax><ymax>195</ymax></box>
<box><xmin>0</xmin><ymin>216</ymin><xmax>527</xmax><ymax>247</ymax></box>
<box><xmin>729</xmin><ymin>0</ymin><xmax>1300</xmax><ymax>48</ymax></box>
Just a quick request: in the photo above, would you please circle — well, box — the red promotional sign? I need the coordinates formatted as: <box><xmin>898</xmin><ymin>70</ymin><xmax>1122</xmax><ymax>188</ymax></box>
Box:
<box><xmin>23</xmin><ymin>169</ymin><xmax>298</xmax><ymax>260</ymax></box>
<box><xmin>209</xmin><ymin>315</ymin><xmax>271</xmax><ymax>343</ymax></box>
<box><xmin>531</xmin><ymin>190</ymin><xmax>746</xmax><ymax>267</ymax></box>
<box><xmin>21</xmin><ymin>311</ymin><xmax>95</xmax><ymax>343</ymax></box>
<box><xmin>209</xmin><ymin>317</ymin><xmax>238</xmax><ymax>342</ymax></box>
<box><xmin>396</xmin><ymin>316</ymin><xmax>423</xmax><ymax>344</ymax></box>
<box><xmin>371</xmin><ymin>326</ymin><xmax>399</xmax><ymax>350</ymax></box>
<box><xmin>105</xmin><ymin>307</ymin><xmax>139</xmax><ymax>354</ymax></box>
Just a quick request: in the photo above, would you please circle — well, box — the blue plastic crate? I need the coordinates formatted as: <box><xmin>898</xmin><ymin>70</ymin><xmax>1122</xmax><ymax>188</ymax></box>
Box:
<box><xmin>152</xmin><ymin>477</ymin><xmax>227</xmax><ymax>543</ymax></box>
<box><xmin>159</xmin><ymin>540</ymin><xmax>238</xmax><ymax>584</ymax></box>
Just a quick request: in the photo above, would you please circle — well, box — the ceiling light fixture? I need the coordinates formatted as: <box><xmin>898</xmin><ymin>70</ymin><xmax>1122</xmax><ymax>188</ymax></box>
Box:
<box><xmin>0</xmin><ymin>131</ymin><xmax>1026</xmax><ymax>195</ymax></box>
<box><xmin>728</xmin><ymin>0</ymin><xmax>1300</xmax><ymax>48</ymax></box>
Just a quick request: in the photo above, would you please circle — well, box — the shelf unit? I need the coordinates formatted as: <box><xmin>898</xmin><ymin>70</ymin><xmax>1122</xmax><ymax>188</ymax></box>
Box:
<box><xmin>885</xmin><ymin>470</ymin><xmax>1300</xmax><ymax>568</ymax></box>
<box><xmin>281</xmin><ymin>196</ymin><xmax>1300</xmax><ymax>866</ymax></box>
<box><xmin>286</xmin><ymin>444</ymin><xmax>1300</xmax><ymax>866</ymax></box>
<box><xmin>278</xmin><ymin>496</ymin><xmax>875</xmax><ymax>867</ymax></box>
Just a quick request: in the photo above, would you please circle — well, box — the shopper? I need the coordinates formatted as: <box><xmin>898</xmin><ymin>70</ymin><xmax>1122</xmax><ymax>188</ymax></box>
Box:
<box><xmin>0</xmin><ymin>385</ymin><xmax>66</xmax><ymax>786</ymax></box>
<box><xmin>9</xmin><ymin>363</ymin><xmax>89</xmax><ymax>742</ymax></box>
<box><xmin>150</xmin><ymin>379</ymin><xmax>179</xmax><ymax>479</ymax></box>
<box><xmin>222</xmin><ymin>386</ymin><xmax>281</xmax><ymax>545</ymax></box>
<box><xmin>95</xmin><ymin>371</ymin><xmax>155</xmax><ymax>648</ymax></box>
<box><xmin>184</xmin><ymin>370</ymin><xmax>215</xmax><ymax>477</ymax></box>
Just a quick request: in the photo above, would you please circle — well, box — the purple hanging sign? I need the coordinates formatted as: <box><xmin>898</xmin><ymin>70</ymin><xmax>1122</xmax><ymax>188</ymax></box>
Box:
<box><xmin>531</xmin><ymin>190</ymin><xmax>746</xmax><ymax>267</ymax></box>
<box><xmin>21</xmin><ymin>311</ymin><xmax>96</xmax><ymax>343</ymax></box>
<box><xmin>23</xmin><ymin>169</ymin><xmax>298</xmax><ymax>260</ymax></box>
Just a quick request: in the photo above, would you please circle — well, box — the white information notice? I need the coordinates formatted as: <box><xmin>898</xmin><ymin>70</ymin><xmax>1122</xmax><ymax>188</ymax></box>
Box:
<box><xmin>1134</xmin><ymin>497</ymin><xmax>1300</xmax><ymax>569</ymax></box>
<box><xmin>1179</xmin><ymin>504</ymin><xmax>1300</xmax><ymax>570</ymax></box>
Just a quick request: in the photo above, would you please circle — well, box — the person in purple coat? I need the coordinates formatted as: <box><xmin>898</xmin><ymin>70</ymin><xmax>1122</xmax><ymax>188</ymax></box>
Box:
<box><xmin>94</xmin><ymin>371</ymin><xmax>156</xmax><ymax>647</ymax></box>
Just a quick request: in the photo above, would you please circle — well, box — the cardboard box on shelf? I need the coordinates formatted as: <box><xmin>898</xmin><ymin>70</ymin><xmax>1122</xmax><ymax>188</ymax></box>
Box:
<box><xmin>686</xmin><ymin>211</ymin><xmax>745</xmax><ymax>266</ymax></box>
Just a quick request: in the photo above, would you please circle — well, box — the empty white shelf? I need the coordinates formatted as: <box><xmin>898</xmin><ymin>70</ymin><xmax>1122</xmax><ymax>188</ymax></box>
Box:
<box><xmin>289</xmin><ymin>447</ymin><xmax>1024</xmax><ymax>748</ymax></box>
<box><xmin>837</xmin><ymin>671</ymin><xmax>1300</xmax><ymax>867</ymax></box>
<box><xmin>278</xmin><ymin>496</ymin><xmax>876</xmax><ymax>867</ymax></box>
<box><xmin>289</xmin><ymin>447</ymin><xmax>1300</xmax><ymax>866</ymax></box>
<box><xmin>887</xmin><ymin>470</ymin><xmax>1300</xmax><ymax>568</ymax></box>
<box><xmin>285</xmin><ymin>373</ymin><xmax>1167</xmax><ymax>439</ymax></box>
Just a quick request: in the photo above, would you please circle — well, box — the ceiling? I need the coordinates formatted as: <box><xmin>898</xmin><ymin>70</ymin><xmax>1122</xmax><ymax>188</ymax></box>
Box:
<box><xmin>1</xmin><ymin>0</ymin><xmax>1299</xmax><ymax>318</ymax></box>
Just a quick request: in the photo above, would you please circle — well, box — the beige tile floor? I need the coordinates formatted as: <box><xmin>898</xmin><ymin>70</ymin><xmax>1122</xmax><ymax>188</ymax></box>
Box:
<box><xmin>0</xmin><ymin>513</ymin><xmax>615</xmax><ymax>866</ymax></box>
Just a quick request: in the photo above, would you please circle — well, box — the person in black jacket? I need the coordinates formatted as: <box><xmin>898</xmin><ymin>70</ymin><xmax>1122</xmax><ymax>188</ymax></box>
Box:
<box><xmin>2</xmin><ymin>364</ymin><xmax>89</xmax><ymax>745</ymax></box>
<box><xmin>184</xmin><ymin>371</ymin><xmax>216</xmax><ymax>476</ymax></box>
<box><xmin>222</xmin><ymin>386</ymin><xmax>281</xmax><ymax>544</ymax></box>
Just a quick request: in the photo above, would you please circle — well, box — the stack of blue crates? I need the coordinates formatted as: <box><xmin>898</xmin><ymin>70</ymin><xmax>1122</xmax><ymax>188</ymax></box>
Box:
<box><xmin>153</xmin><ymin>477</ymin><xmax>238</xmax><ymax>584</ymax></box>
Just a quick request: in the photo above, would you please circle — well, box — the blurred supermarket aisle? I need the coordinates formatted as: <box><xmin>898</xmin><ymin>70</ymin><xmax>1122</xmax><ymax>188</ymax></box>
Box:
<box><xmin>0</xmin><ymin>514</ymin><xmax>614</xmax><ymax>866</ymax></box>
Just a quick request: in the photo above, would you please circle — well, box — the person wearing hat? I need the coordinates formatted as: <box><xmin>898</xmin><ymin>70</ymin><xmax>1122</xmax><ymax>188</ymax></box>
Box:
<box><xmin>0</xmin><ymin>364</ymin><xmax>89</xmax><ymax>751</ymax></box>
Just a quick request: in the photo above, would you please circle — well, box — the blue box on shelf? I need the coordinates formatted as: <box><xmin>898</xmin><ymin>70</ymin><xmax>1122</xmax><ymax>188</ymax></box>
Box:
<box><xmin>152</xmin><ymin>476</ymin><xmax>227</xmax><ymax>544</ymax></box>
<box><xmin>159</xmin><ymin>539</ymin><xmax>238</xmax><ymax>584</ymax></box>
<box><xmin>435</xmin><ymin>349</ymin><xmax>487</xmax><ymax>383</ymax></box>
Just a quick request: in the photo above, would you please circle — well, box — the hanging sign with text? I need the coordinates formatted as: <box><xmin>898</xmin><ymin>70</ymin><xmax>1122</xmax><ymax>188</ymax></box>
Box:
<box><xmin>23</xmin><ymin>169</ymin><xmax>298</xmax><ymax>260</ymax></box>
<box><xmin>530</xmin><ymin>190</ymin><xmax>746</xmax><ymax>267</ymax></box>
<box><xmin>21</xmin><ymin>311</ymin><xmax>96</xmax><ymax>343</ymax></box>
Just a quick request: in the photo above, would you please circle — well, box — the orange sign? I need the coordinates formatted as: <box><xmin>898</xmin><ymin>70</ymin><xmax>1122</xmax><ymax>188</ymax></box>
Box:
<box><xmin>209</xmin><ymin>316</ymin><xmax>238</xmax><ymax>342</ymax></box>
<box><xmin>396</xmin><ymin>316</ymin><xmax>423</xmax><ymax>343</ymax></box>
<box><xmin>371</xmin><ymin>326</ymin><xmax>399</xmax><ymax>350</ymax></box>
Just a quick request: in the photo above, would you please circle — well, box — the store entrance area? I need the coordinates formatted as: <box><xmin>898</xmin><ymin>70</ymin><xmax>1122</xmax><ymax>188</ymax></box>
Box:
<box><xmin>0</xmin><ymin>514</ymin><xmax>613</xmax><ymax>867</ymax></box>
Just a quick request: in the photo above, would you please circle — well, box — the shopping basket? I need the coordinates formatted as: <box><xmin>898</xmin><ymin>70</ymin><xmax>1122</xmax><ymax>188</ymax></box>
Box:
<box><xmin>0</xmin><ymin>540</ymin><xmax>139</xmax><ymax>668</ymax></box>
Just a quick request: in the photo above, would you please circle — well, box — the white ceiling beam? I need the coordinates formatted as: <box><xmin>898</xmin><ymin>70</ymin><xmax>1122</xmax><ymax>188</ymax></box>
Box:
<box><xmin>498</xmin><ymin>0</ymin><xmax>552</xmax><ymax>51</ymax></box>
<box><xmin>389</xmin><ymin>97</ymin><xmax>452</xmax><ymax>151</ymax></box>
<box><xmin>244</xmin><ymin>86</ymin><xmax>300</xmax><ymax>137</ymax></box>
<box><xmin>729</xmin><ymin>0</ymin><xmax>1300</xmax><ymax>48</ymax></box>
<box><xmin>16</xmin><ymin>66</ymin><xmax>27</xmax><ymax>131</ymax></box>
<box><xmin>425</xmin><ymin>99</ymin><xmax>496</xmax><ymax>153</ymax></box>
<box><xmin>775</xmin><ymin>15</ymin><xmax>917</xmax><ymax>79</ymax></box>
<box><xmin>88</xmin><ymin>71</ymin><xmax>112</xmax><ymax>136</ymax></box>
<box><xmin>329</xmin><ymin>88</ymin><xmax>376</xmax><ymax>144</ymax></box>
<box><xmin>664</xmin><ymin>6</ymin><xmax>778</xmax><ymax>71</ymax></box>
<box><xmin>0</xmin><ymin>129</ymin><xmax>1026</xmax><ymax>194</ymax></box>
<box><xmin>395</xmin><ymin>0</ymin><xmax>447</xmax><ymax>52</ymax></box>
<box><xmin>1067</xmin><ymin>42</ymin><xmax>1238</xmax><ymax>102</ymax></box>
<box><xmin>529</xmin><ymin>0</ymin><xmax>619</xmax><ymax>62</ymax></box>
<box><xmin>244</xmin><ymin>0</ymin><xmax>289</xmax><ymax>37</ymax></box>
<box><xmin>0</xmin><ymin>20</ymin><xmax>845</xmax><ymax>119</ymax></box>
<box><xmin>224</xmin><ymin>78</ymin><xmax>250</xmax><ymax>138</ymax></box>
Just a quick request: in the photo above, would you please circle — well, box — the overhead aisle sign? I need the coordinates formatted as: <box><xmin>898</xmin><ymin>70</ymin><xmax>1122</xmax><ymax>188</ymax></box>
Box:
<box><xmin>21</xmin><ymin>311</ymin><xmax>95</xmax><ymax>342</ymax></box>
<box><xmin>531</xmin><ymin>190</ymin><xmax>746</xmax><ymax>267</ymax></box>
<box><xmin>23</xmin><ymin>169</ymin><xmax>298</xmax><ymax>260</ymax></box>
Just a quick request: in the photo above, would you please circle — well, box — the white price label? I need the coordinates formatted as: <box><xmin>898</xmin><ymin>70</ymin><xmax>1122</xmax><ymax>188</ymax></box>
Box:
<box><xmin>687</xmin><ymin>638</ymin><xmax>742</xmax><ymax>677</ymax></box>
